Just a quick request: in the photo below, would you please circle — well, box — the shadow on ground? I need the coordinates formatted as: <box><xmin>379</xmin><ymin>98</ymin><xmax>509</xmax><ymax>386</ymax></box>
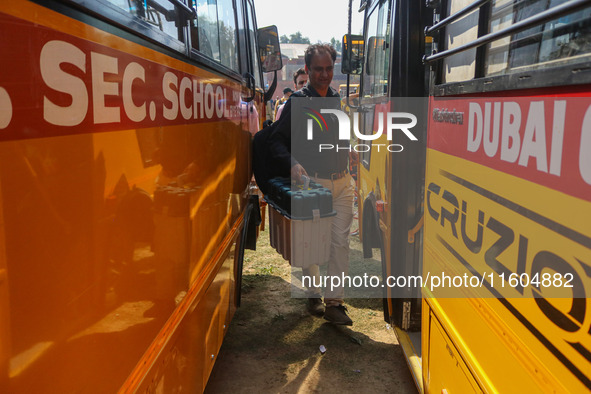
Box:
<box><xmin>205</xmin><ymin>270</ymin><xmax>417</xmax><ymax>393</ymax></box>
<box><xmin>205</xmin><ymin>209</ymin><xmax>417</xmax><ymax>393</ymax></box>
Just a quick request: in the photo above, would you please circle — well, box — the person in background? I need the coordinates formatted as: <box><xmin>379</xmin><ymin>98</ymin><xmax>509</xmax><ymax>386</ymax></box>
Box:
<box><xmin>276</xmin><ymin>68</ymin><xmax>308</xmax><ymax>121</ymax></box>
<box><xmin>266</xmin><ymin>97</ymin><xmax>275</xmax><ymax>122</ymax></box>
<box><xmin>293</xmin><ymin>67</ymin><xmax>308</xmax><ymax>91</ymax></box>
<box><xmin>267</xmin><ymin>44</ymin><xmax>355</xmax><ymax>326</ymax></box>
<box><xmin>273</xmin><ymin>87</ymin><xmax>293</xmax><ymax>121</ymax></box>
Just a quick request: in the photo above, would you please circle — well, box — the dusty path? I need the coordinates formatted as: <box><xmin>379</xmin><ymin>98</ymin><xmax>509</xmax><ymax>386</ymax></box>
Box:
<box><xmin>205</xmin><ymin>217</ymin><xmax>417</xmax><ymax>393</ymax></box>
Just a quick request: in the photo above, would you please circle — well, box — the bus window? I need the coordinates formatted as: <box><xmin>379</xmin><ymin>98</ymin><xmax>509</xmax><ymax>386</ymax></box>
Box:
<box><xmin>485</xmin><ymin>0</ymin><xmax>591</xmax><ymax>76</ymax></box>
<box><xmin>191</xmin><ymin>0</ymin><xmax>239</xmax><ymax>70</ymax></box>
<box><xmin>442</xmin><ymin>0</ymin><xmax>479</xmax><ymax>83</ymax></box>
<box><xmin>193</xmin><ymin>0</ymin><xmax>221</xmax><ymax>59</ymax></box>
<box><xmin>108</xmin><ymin>0</ymin><xmax>184</xmax><ymax>41</ymax></box>
<box><xmin>103</xmin><ymin>0</ymin><xmax>133</xmax><ymax>14</ymax></box>
<box><xmin>70</xmin><ymin>0</ymin><xmax>186</xmax><ymax>48</ymax></box>
<box><xmin>361</xmin><ymin>7</ymin><xmax>379</xmax><ymax>98</ymax></box>
<box><xmin>362</xmin><ymin>0</ymin><xmax>391</xmax><ymax>97</ymax></box>
<box><xmin>339</xmin><ymin>83</ymin><xmax>359</xmax><ymax>97</ymax></box>
<box><xmin>245</xmin><ymin>0</ymin><xmax>263</xmax><ymax>88</ymax></box>
<box><xmin>217</xmin><ymin>0</ymin><xmax>239</xmax><ymax>71</ymax></box>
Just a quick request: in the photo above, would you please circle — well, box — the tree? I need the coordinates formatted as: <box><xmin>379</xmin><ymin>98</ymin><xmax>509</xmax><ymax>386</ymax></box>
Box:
<box><xmin>330</xmin><ymin>37</ymin><xmax>342</xmax><ymax>52</ymax></box>
<box><xmin>286</xmin><ymin>31</ymin><xmax>310</xmax><ymax>44</ymax></box>
<box><xmin>280</xmin><ymin>34</ymin><xmax>289</xmax><ymax>43</ymax></box>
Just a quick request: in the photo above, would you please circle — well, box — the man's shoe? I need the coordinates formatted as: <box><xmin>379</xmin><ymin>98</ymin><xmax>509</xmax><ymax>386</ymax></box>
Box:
<box><xmin>323</xmin><ymin>304</ymin><xmax>353</xmax><ymax>326</ymax></box>
<box><xmin>307</xmin><ymin>298</ymin><xmax>325</xmax><ymax>316</ymax></box>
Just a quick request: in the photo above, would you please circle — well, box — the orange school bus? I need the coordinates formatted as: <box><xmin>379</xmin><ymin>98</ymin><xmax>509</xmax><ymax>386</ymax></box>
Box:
<box><xmin>344</xmin><ymin>0</ymin><xmax>591</xmax><ymax>392</ymax></box>
<box><xmin>0</xmin><ymin>0</ymin><xmax>281</xmax><ymax>391</ymax></box>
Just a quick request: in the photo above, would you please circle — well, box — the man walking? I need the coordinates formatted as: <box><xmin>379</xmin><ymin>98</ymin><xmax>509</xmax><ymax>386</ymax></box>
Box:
<box><xmin>268</xmin><ymin>44</ymin><xmax>354</xmax><ymax>326</ymax></box>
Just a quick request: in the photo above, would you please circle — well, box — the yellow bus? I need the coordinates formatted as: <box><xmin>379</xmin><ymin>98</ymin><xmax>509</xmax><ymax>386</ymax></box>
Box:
<box><xmin>343</xmin><ymin>0</ymin><xmax>591</xmax><ymax>392</ymax></box>
<box><xmin>0</xmin><ymin>0</ymin><xmax>281</xmax><ymax>391</ymax></box>
<box><xmin>339</xmin><ymin>83</ymin><xmax>360</xmax><ymax>97</ymax></box>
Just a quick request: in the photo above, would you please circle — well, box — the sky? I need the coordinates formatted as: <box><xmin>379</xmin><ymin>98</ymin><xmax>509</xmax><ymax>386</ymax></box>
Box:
<box><xmin>253</xmin><ymin>0</ymin><xmax>365</xmax><ymax>45</ymax></box>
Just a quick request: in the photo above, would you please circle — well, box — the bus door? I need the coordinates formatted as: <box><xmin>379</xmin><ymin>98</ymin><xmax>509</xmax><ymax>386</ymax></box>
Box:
<box><xmin>351</xmin><ymin>0</ymin><xmax>427</xmax><ymax>328</ymax></box>
<box><xmin>343</xmin><ymin>0</ymin><xmax>429</xmax><ymax>390</ymax></box>
<box><xmin>381</xmin><ymin>0</ymin><xmax>428</xmax><ymax>334</ymax></box>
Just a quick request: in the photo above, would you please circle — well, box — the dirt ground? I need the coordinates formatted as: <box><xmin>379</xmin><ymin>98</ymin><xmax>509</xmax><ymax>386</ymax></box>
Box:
<box><xmin>204</xmin><ymin>212</ymin><xmax>418</xmax><ymax>394</ymax></box>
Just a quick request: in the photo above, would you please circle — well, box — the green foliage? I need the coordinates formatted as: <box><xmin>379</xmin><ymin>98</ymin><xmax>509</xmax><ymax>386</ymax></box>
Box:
<box><xmin>289</xmin><ymin>31</ymin><xmax>311</xmax><ymax>44</ymax></box>
<box><xmin>280</xmin><ymin>31</ymin><xmax>311</xmax><ymax>44</ymax></box>
<box><xmin>330</xmin><ymin>37</ymin><xmax>342</xmax><ymax>52</ymax></box>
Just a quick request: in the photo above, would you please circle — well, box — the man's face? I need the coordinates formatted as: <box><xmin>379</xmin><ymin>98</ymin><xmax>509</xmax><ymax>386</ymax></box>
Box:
<box><xmin>306</xmin><ymin>52</ymin><xmax>334</xmax><ymax>92</ymax></box>
<box><xmin>295</xmin><ymin>73</ymin><xmax>308</xmax><ymax>89</ymax></box>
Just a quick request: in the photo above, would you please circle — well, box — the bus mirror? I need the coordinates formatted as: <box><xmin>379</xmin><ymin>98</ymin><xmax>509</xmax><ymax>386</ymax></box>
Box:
<box><xmin>258</xmin><ymin>25</ymin><xmax>283</xmax><ymax>72</ymax></box>
<box><xmin>341</xmin><ymin>34</ymin><xmax>364</xmax><ymax>75</ymax></box>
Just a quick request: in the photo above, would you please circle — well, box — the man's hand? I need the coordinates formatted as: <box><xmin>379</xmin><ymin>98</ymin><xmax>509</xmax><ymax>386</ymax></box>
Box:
<box><xmin>291</xmin><ymin>163</ymin><xmax>308</xmax><ymax>183</ymax></box>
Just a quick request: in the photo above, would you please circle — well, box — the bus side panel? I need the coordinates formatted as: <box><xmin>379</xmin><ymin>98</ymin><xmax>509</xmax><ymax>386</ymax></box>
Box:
<box><xmin>0</xmin><ymin>2</ymin><xmax>254</xmax><ymax>392</ymax></box>
<box><xmin>0</xmin><ymin>182</ymin><xmax>9</xmax><ymax>393</ymax></box>
<box><xmin>128</xmin><ymin>231</ymin><xmax>240</xmax><ymax>393</ymax></box>
<box><xmin>423</xmin><ymin>95</ymin><xmax>591</xmax><ymax>393</ymax></box>
<box><xmin>424</xmin><ymin>304</ymin><xmax>480</xmax><ymax>393</ymax></box>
